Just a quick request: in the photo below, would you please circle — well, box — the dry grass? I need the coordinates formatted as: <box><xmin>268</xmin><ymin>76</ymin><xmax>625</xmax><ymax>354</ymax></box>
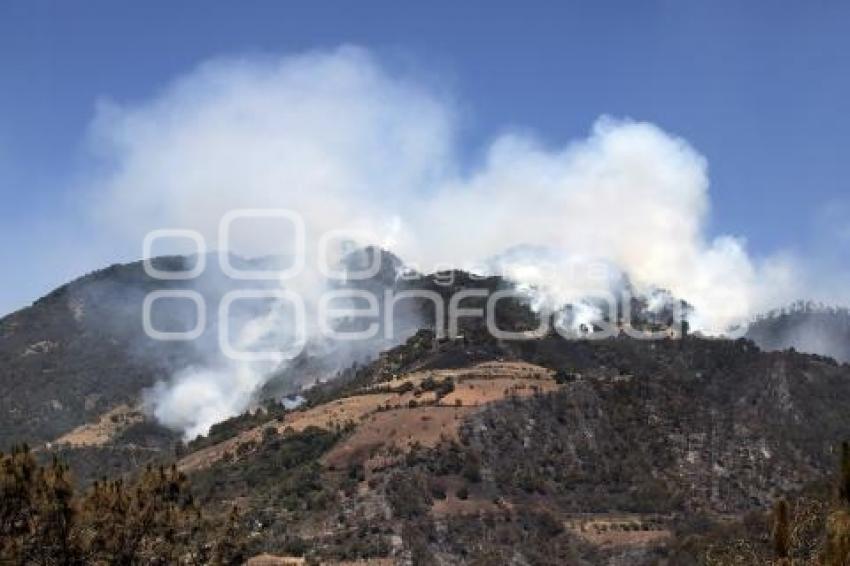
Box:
<box><xmin>322</xmin><ymin>405</ymin><xmax>474</xmax><ymax>470</ymax></box>
<box><xmin>244</xmin><ymin>555</ymin><xmax>306</xmax><ymax>565</ymax></box>
<box><xmin>282</xmin><ymin>393</ymin><xmax>398</xmax><ymax>432</ymax></box>
<box><xmin>565</xmin><ymin>514</ymin><xmax>672</xmax><ymax>548</ymax></box>
<box><xmin>377</xmin><ymin>360</ymin><xmax>553</xmax><ymax>390</ymax></box>
<box><xmin>179</xmin><ymin>361</ymin><xmax>560</xmax><ymax>473</ymax></box>
<box><xmin>440</xmin><ymin>377</ymin><xmax>557</xmax><ymax>407</ymax></box>
<box><xmin>245</xmin><ymin>553</ymin><xmax>396</xmax><ymax>565</ymax></box>
<box><xmin>52</xmin><ymin>404</ymin><xmax>144</xmax><ymax>447</ymax></box>
<box><xmin>178</xmin><ymin>393</ymin><xmax>398</xmax><ymax>472</ymax></box>
<box><xmin>326</xmin><ymin>560</ymin><xmax>396</xmax><ymax>566</ymax></box>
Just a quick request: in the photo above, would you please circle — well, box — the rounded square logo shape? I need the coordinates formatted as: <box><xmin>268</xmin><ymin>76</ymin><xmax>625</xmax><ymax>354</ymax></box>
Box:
<box><xmin>218</xmin><ymin>289</ymin><xmax>306</xmax><ymax>362</ymax></box>
<box><xmin>317</xmin><ymin>229</ymin><xmax>384</xmax><ymax>281</ymax></box>
<box><xmin>318</xmin><ymin>289</ymin><xmax>380</xmax><ymax>340</ymax></box>
<box><xmin>143</xmin><ymin>229</ymin><xmax>206</xmax><ymax>280</ymax></box>
<box><xmin>142</xmin><ymin>290</ymin><xmax>206</xmax><ymax>341</ymax></box>
<box><xmin>218</xmin><ymin>209</ymin><xmax>305</xmax><ymax>280</ymax></box>
<box><xmin>486</xmin><ymin>289</ymin><xmax>552</xmax><ymax>340</ymax></box>
<box><xmin>551</xmin><ymin>291</ymin><xmax>619</xmax><ymax>341</ymax></box>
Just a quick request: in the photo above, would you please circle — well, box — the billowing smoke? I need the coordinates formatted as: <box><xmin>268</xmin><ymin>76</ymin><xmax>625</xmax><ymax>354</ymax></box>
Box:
<box><xmin>87</xmin><ymin>46</ymin><xmax>806</xmax><ymax>437</ymax></box>
<box><xmin>142</xmin><ymin>278</ymin><xmax>310</xmax><ymax>439</ymax></box>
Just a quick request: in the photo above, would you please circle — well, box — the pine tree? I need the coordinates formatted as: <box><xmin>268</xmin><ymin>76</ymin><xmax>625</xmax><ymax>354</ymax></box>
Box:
<box><xmin>825</xmin><ymin>441</ymin><xmax>850</xmax><ymax>565</ymax></box>
<box><xmin>825</xmin><ymin>510</ymin><xmax>850</xmax><ymax>566</ymax></box>
<box><xmin>2</xmin><ymin>445</ymin><xmax>211</xmax><ymax>564</ymax></box>
<box><xmin>0</xmin><ymin>445</ymin><xmax>39</xmax><ymax>563</ymax></box>
<box><xmin>840</xmin><ymin>441</ymin><xmax>850</xmax><ymax>506</ymax></box>
<box><xmin>212</xmin><ymin>505</ymin><xmax>247</xmax><ymax>565</ymax></box>
<box><xmin>35</xmin><ymin>457</ymin><xmax>79</xmax><ymax>563</ymax></box>
<box><xmin>773</xmin><ymin>498</ymin><xmax>790</xmax><ymax>562</ymax></box>
<box><xmin>0</xmin><ymin>446</ymin><xmax>83</xmax><ymax>563</ymax></box>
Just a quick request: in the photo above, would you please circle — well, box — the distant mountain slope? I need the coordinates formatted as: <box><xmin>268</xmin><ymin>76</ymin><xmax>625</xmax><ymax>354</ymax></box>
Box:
<box><xmin>746</xmin><ymin>303</ymin><xmax>850</xmax><ymax>363</ymax></box>
<box><xmin>0</xmin><ymin>263</ymin><xmax>166</xmax><ymax>449</ymax></box>
<box><xmin>0</xmin><ymin>254</ymin><xmax>261</xmax><ymax>450</ymax></box>
<box><xmin>0</xmin><ymin>248</ymin><xmax>434</xmax><ymax>456</ymax></box>
<box><xmin>0</xmin><ymin>245</ymin><xmax>690</xmax><ymax>452</ymax></box>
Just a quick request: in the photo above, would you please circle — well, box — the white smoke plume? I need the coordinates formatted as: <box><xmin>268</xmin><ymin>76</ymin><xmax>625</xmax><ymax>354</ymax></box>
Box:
<box><xmin>143</xmin><ymin>288</ymin><xmax>305</xmax><ymax>439</ymax></box>
<box><xmin>87</xmin><ymin>46</ymin><xmax>804</xmax><ymax>437</ymax></box>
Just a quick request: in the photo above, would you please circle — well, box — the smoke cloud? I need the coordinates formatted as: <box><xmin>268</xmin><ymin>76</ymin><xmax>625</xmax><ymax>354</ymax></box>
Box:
<box><xmin>87</xmin><ymin>46</ymin><xmax>806</xmax><ymax>437</ymax></box>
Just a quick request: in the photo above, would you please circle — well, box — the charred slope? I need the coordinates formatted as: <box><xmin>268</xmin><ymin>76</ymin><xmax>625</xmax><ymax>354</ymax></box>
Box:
<box><xmin>468</xmin><ymin>338</ymin><xmax>850</xmax><ymax>514</ymax></box>
<box><xmin>364</xmin><ymin>332</ymin><xmax>850</xmax><ymax>511</ymax></box>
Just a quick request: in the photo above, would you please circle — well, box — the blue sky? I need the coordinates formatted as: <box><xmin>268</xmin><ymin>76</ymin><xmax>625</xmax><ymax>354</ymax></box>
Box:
<box><xmin>1</xmin><ymin>1</ymin><xmax>849</xmax><ymax>315</ymax></box>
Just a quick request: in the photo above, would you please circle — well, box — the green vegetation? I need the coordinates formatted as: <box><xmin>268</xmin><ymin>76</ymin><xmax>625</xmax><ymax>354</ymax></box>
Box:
<box><xmin>192</xmin><ymin>425</ymin><xmax>340</xmax><ymax>514</ymax></box>
<box><xmin>187</xmin><ymin>400</ymin><xmax>289</xmax><ymax>452</ymax></box>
